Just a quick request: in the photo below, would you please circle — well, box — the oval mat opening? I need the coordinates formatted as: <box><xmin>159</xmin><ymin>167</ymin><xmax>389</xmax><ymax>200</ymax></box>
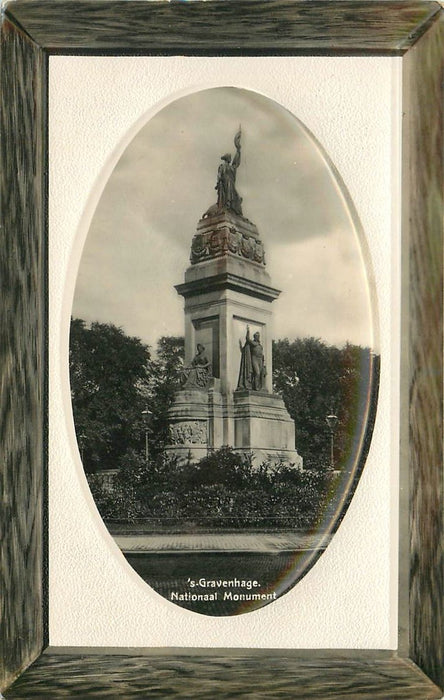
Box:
<box><xmin>70</xmin><ymin>86</ymin><xmax>379</xmax><ymax>616</ymax></box>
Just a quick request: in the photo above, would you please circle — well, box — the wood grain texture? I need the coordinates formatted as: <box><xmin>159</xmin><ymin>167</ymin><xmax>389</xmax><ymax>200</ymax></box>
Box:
<box><xmin>402</xmin><ymin>16</ymin><xmax>444</xmax><ymax>691</ymax></box>
<box><xmin>0</xmin><ymin>17</ymin><xmax>47</xmax><ymax>692</ymax></box>
<box><xmin>5</xmin><ymin>653</ymin><xmax>444</xmax><ymax>698</ymax></box>
<box><xmin>4</xmin><ymin>0</ymin><xmax>441</xmax><ymax>55</ymax></box>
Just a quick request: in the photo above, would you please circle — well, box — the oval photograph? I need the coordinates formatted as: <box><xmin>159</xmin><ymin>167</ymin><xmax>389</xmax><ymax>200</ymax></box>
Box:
<box><xmin>70</xmin><ymin>87</ymin><xmax>379</xmax><ymax>616</ymax></box>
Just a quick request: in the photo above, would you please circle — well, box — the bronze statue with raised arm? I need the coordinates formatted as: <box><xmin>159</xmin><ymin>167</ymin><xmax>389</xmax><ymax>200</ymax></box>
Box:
<box><xmin>215</xmin><ymin>127</ymin><xmax>242</xmax><ymax>215</ymax></box>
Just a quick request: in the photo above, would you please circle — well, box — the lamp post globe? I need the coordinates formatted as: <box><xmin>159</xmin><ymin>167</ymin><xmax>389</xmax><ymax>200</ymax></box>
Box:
<box><xmin>325</xmin><ymin>410</ymin><xmax>339</xmax><ymax>470</ymax></box>
<box><xmin>141</xmin><ymin>409</ymin><xmax>153</xmax><ymax>463</ymax></box>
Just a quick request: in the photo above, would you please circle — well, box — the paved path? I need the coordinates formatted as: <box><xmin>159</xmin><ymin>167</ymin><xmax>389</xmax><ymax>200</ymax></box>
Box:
<box><xmin>113</xmin><ymin>532</ymin><xmax>332</xmax><ymax>554</ymax></box>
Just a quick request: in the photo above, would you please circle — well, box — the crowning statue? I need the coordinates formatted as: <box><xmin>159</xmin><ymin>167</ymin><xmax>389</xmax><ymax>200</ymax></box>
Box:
<box><xmin>237</xmin><ymin>326</ymin><xmax>266</xmax><ymax>392</ymax></box>
<box><xmin>182</xmin><ymin>344</ymin><xmax>212</xmax><ymax>389</ymax></box>
<box><xmin>206</xmin><ymin>128</ymin><xmax>243</xmax><ymax>216</ymax></box>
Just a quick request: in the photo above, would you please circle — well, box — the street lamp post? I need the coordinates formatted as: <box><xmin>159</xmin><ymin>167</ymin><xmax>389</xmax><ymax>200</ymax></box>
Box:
<box><xmin>141</xmin><ymin>409</ymin><xmax>153</xmax><ymax>463</ymax></box>
<box><xmin>79</xmin><ymin>433</ymin><xmax>87</xmax><ymax>463</ymax></box>
<box><xmin>325</xmin><ymin>409</ymin><xmax>339</xmax><ymax>470</ymax></box>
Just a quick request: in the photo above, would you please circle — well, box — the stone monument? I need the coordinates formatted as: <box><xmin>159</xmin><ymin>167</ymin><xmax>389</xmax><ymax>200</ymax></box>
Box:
<box><xmin>166</xmin><ymin>129</ymin><xmax>302</xmax><ymax>468</ymax></box>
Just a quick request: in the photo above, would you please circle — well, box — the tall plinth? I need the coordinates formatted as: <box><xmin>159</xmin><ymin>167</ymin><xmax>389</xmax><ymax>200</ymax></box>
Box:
<box><xmin>166</xmin><ymin>210</ymin><xmax>302</xmax><ymax>468</ymax></box>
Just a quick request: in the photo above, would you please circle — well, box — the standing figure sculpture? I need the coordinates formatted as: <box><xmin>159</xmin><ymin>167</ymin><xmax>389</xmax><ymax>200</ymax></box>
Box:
<box><xmin>215</xmin><ymin>128</ymin><xmax>243</xmax><ymax>216</ymax></box>
<box><xmin>237</xmin><ymin>326</ymin><xmax>266</xmax><ymax>391</ymax></box>
<box><xmin>182</xmin><ymin>344</ymin><xmax>212</xmax><ymax>389</ymax></box>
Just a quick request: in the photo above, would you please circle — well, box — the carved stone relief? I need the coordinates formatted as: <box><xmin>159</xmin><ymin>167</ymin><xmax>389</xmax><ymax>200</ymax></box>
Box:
<box><xmin>169</xmin><ymin>421</ymin><xmax>207</xmax><ymax>445</ymax></box>
<box><xmin>190</xmin><ymin>226</ymin><xmax>265</xmax><ymax>265</ymax></box>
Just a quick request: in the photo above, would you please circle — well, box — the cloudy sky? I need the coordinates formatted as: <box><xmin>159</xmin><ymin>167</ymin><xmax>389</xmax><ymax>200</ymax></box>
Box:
<box><xmin>73</xmin><ymin>87</ymin><xmax>375</xmax><ymax>352</ymax></box>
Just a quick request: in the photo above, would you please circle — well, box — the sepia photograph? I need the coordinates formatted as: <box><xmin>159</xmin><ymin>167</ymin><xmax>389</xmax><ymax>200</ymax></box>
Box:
<box><xmin>71</xmin><ymin>87</ymin><xmax>379</xmax><ymax>616</ymax></box>
<box><xmin>2</xmin><ymin>0</ymin><xmax>444</xmax><ymax>695</ymax></box>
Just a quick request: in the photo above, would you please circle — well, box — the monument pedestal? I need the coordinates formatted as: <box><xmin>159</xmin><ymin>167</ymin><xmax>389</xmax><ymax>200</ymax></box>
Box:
<box><xmin>233</xmin><ymin>390</ymin><xmax>303</xmax><ymax>467</ymax></box>
<box><xmin>166</xmin><ymin>386</ymin><xmax>303</xmax><ymax>469</ymax></box>
<box><xmin>164</xmin><ymin>389</ymin><xmax>210</xmax><ymax>463</ymax></box>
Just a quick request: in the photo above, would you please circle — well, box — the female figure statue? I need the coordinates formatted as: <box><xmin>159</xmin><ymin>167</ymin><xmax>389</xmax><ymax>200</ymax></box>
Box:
<box><xmin>182</xmin><ymin>344</ymin><xmax>212</xmax><ymax>389</ymax></box>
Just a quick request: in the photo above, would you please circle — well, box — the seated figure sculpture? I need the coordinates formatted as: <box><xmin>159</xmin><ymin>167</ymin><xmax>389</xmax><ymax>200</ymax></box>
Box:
<box><xmin>182</xmin><ymin>344</ymin><xmax>212</xmax><ymax>389</ymax></box>
<box><xmin>237</xmin><ymin>326</ymin><xmax>267</xmax><ymax>391</ymax></box>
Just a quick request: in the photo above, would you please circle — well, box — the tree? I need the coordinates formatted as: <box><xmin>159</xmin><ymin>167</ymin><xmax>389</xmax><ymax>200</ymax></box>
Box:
<box><xmin>272</xmin><ymin>337</ymin><xmax>379</xmax><ymax>472</ymax></box>
<box><xmin>69</xmin><ymin>318</ymin><xmax>153</xmax><ymax>472</ymax></box>
<box><xmin>145</xmin><ymin>336</ymin><xmax>184</xmax><ymax>455</ymax></box>
<box><xmin>70</xmin><ymin>318</ymin><xmax>378</xmax><ymax>480</ymax></box>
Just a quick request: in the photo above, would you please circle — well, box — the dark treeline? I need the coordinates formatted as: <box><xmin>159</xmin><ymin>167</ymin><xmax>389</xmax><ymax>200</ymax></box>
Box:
<box><xmin>273</xmin><ymin>337</ymin><xmax>379</xmax><ymax>472</ymax></box>
<box><xmin>70</xmin><ymin>318</ymin><xmax>379</xmax><ymax>529</ymax></box>
<box><xmin>69</xmin><ymin>318</ymin><xmax>184</xmax><ymax>473</ymax></box>
<box><xmin>70</xmin><ymin>318</ymin><xmax>379</xmax><ymax>478</ymax></box>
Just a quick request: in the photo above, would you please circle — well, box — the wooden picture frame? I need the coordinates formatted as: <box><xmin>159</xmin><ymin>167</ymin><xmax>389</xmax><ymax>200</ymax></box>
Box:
<box><xmin>1</xmin><ymin>1</ymin><xmax>442</xmax><ymax>696</ymax></box>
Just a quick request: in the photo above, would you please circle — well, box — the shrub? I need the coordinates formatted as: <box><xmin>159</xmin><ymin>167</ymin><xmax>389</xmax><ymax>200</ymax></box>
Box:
<box><xmin>91</xmin><ymin>446</ymin><xmax>329</xmax><ymax>530</ymax></box>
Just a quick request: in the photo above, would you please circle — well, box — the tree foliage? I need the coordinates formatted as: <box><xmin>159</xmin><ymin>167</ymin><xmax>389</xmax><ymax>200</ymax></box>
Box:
<box><xmin>88</xmin><ymin>447</ymin><xmax>328</xmax><ymax>529</ymax></box>
<box><xmin>72</xmin><ymin>321</ymin><xmax>380</xmax><ymax>529</ymax></box>
<box><xmin>272</xmin><ymin>337</ymin><xmax>379</xmax><ymax>471</ymax></box>
<box><xmin>69</xmin><ymin>319</ymin><xmax>184</xmax><ymax>471</ymax></box>
<box><xmin>71</xmin><ymin>320</ymin><xmax>379</xmax><ymax>482</ymax></box>
<box><xmin>69</xmin><ymin>319</ymin><xmax>153</xmax><ymax>472</ymax></box>
<box><xmin>145</xmin><ymin>335</ymin><xmax>184</xmax><ymax>454</ymax></box>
